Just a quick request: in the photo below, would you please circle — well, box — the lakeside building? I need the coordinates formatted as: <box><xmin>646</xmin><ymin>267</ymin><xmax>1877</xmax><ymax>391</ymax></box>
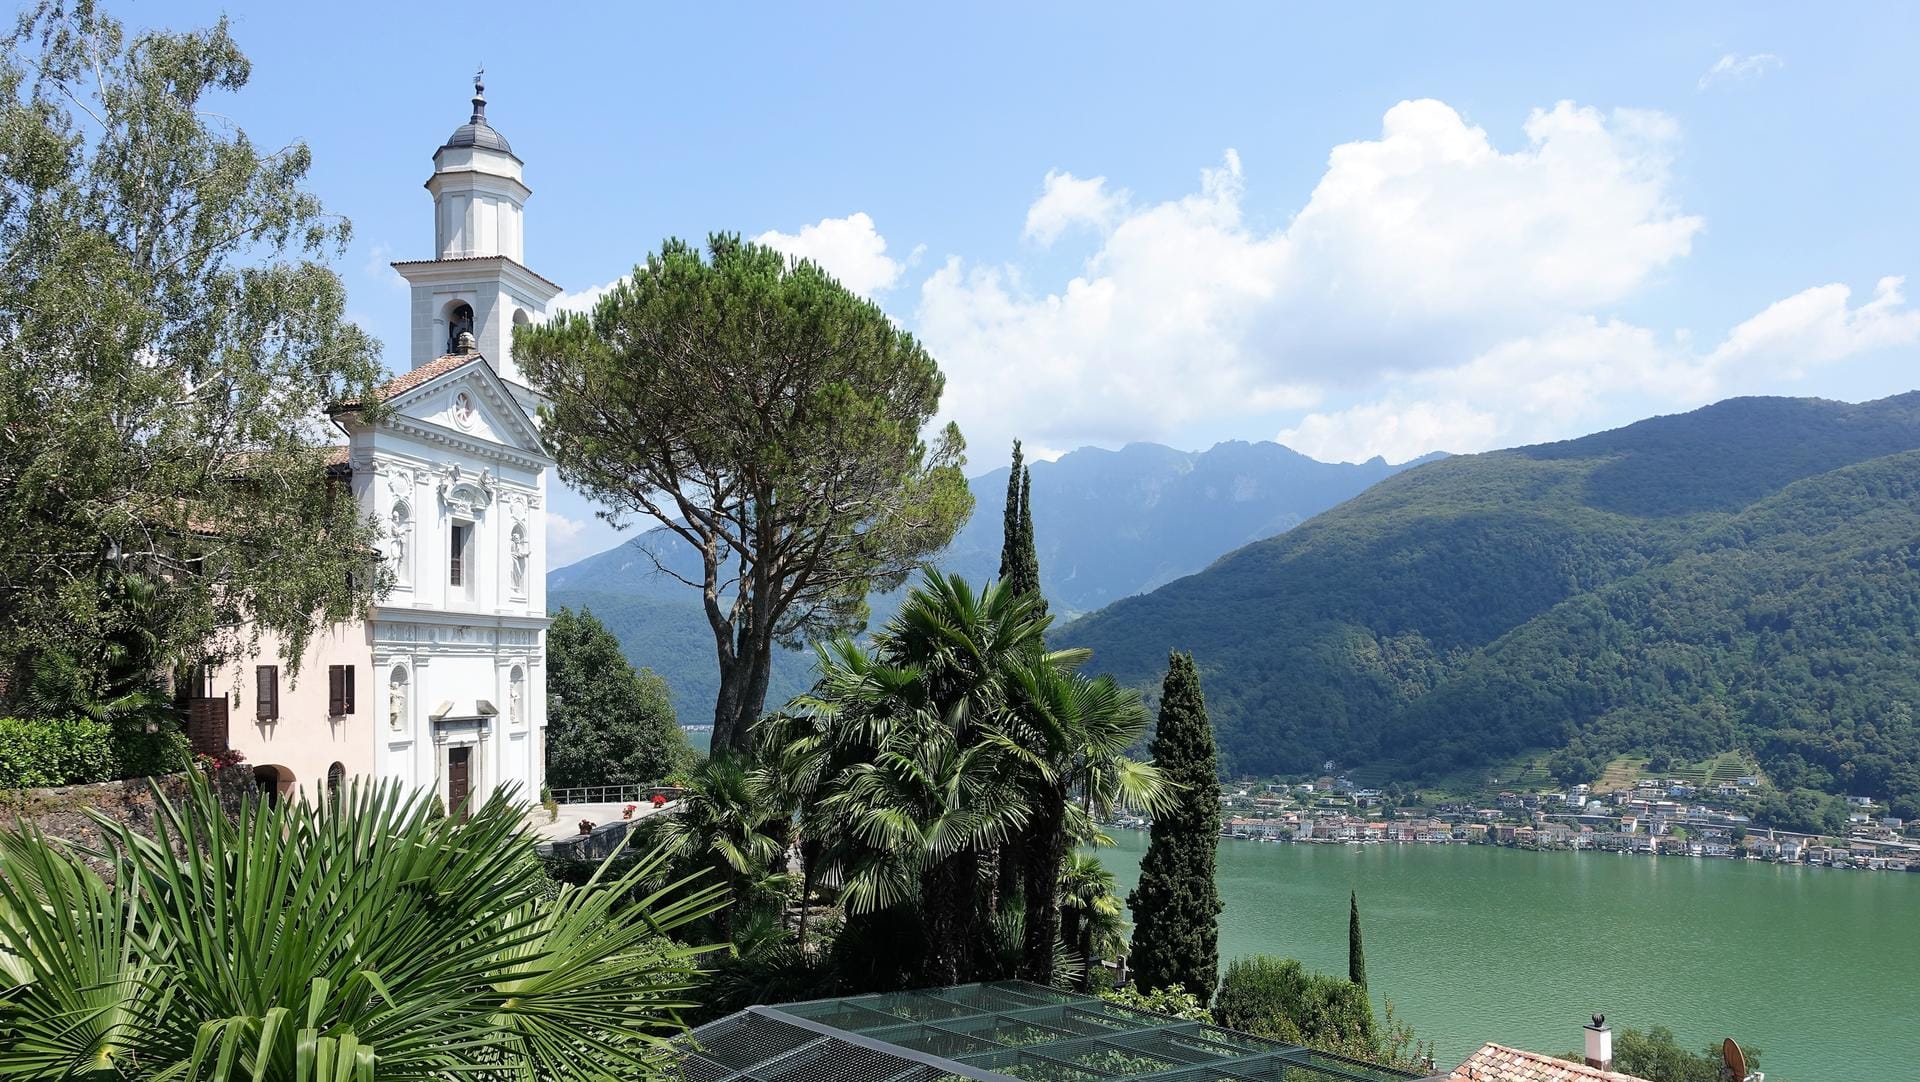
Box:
<box><xmin>1185</xmin><ymin>770</ymin><xmax>1920</xmax><ymax>872</ymax></box>
<box><xmin>194</xmin><ymin>77</ymin><xmax>556</xmax><ymax>808</ymax></box>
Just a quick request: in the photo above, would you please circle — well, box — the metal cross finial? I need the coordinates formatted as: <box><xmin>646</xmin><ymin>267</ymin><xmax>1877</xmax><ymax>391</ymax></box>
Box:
<box><xmin>470</xmin><ymin>65</ymin><xmax>487</xmax><ymax>122</ymax></box>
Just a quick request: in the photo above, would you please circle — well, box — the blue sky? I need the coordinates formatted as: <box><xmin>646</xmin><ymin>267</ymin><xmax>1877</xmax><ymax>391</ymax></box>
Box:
<box><xmin>136</xmin><ymin>2</ymin><xmax>1920</xmax><ymax>565</ymax></box>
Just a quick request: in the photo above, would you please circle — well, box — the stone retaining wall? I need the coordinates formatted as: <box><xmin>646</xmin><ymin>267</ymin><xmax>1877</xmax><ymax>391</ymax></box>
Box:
<box><xmin>0</xmin><ymin>767</ymin><xmax>257</xmax><ymax>871</ymax></box>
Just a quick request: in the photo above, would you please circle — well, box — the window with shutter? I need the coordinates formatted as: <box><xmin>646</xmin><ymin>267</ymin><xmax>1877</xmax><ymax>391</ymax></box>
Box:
<box><xmin>256</xmin><ymin>665</ymin><xmax>279</xmax><ymax>720</ymax></box>
<box><xmin>328</xmin><ymin>666</ymin><xmax>343</xmax><ymax>716</ymax></box>
<box><xmin>345</xmin><ymin>665</ymin><xmax>356</xmax><ymax>714</ymax></box>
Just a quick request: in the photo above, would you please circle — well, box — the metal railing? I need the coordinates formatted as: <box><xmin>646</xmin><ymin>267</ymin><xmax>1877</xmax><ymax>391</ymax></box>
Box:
<box><xmin>548</xmin><ymin>784</ymin><xmax>685</xmax><ymax>806</ymax></box>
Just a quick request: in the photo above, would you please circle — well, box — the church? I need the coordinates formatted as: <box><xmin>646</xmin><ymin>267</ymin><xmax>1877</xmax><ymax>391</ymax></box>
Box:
<box><xmin>202</xmin><ymin>75</ymin><xmax>556</xmax><ymax>809</ymax></box>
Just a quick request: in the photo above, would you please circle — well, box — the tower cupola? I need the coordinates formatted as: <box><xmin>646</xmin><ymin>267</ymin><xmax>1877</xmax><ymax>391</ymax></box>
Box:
<box><xmin>392</xmin><ymin>70</ymin><xmax>562</xmax><ymax>411</ymax></box>
<box><xmin>427</xmin><ymin>68</ymin><xmax>529</xmax><ymax>262</ymax></box>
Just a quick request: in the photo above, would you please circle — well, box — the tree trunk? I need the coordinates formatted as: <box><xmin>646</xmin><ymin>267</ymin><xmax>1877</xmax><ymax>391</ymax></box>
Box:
<box><xmin>1078</xmin><ymin>922</ymin><xmax>1097</xmax><ymax>991</ymax></box>
<box><xmin>996</xmin><ymin>834</ymin><xmax>1025</xmax><ymax>918</ymax></box>
<box><xmin>1019</xmin><ymin>784</ymin><xmax>1068</xmax><ymax>984</ymax></box>
<box><xmin>920</xmin><ymin>853</ymin><xmax>978</xmax><ymax>986</ymax></box>
<box><xmin>711</xmin><ymin>628</ymin><xmax>773</xmax><ymax>754</ymax></box>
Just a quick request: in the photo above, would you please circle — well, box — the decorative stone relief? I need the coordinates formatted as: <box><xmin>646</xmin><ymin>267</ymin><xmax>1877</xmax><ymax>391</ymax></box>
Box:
<box><xmin>436</xmin><ymin>463</ymin><xmax>495</xmax><ymax>516</ymax></box>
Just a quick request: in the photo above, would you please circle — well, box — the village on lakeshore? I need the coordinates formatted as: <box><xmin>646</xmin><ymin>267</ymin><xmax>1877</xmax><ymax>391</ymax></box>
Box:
<box><xmin>1106</xmin><ymin>762</ymin><xmax>1920</xmax><ymax>873</ymax></box>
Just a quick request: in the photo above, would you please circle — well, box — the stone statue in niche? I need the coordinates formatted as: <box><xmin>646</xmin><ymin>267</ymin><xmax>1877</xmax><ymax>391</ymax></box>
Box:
<box><xmin>509</xmin><ymin>671</ymin><xmax>525</xmax><ymax>725</ymax></box>
<box><xmin>389</xmin><ymin>501</ymin><xmax>410</xmax><ymax>578</ymax></box>
<box><xmin>509</xmin><ymin>526</ymin><xmax>529</xmax><ymax>594</ymax></box>
<box><xmin>388</xmin><ymin>672</ymin><xmax>407</xmax><ymax>731</ymax></box>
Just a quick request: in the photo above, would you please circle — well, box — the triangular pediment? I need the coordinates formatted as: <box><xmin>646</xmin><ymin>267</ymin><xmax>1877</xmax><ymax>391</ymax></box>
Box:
<box><xmin>384</xmin><ymin>355</ymin><xmax>545</xmax><ymax>457</ymax></box>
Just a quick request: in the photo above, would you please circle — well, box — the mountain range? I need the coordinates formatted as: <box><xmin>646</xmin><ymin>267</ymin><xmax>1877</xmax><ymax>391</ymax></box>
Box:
<box><xmin>1060</xmin><ymin>393</ymin><xmax>1920</xmax><ymax>819</ymax></box>
<box><xmin>547</xmin><ymin>440</ymin><xmax>1433</xmax><ymax>725</ymax></box>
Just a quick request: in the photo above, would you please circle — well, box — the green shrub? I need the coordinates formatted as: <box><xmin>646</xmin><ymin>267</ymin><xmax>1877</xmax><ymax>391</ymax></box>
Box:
<box><xmin>1215</xmin><ymin>956</ymin><xmax>1376</xmax><ymax>1049</ymax></box>
<box><xmin>1102</xmin><ymin>983</ymin><xmax>1212</xmax><ymax>1022</ymax></box>
<box><xmin>1214</xmin><ymin>956</ymin><xmax>1434</xmax><ymax>1073</ymax></box>
<box><xmin>1560</xmin><ymin>1026</ymin><xmax>1761</xmax><ymax>1082</ymax></box>
<box><xmin>0</xmin><ymin>716</ymin><xmax>116</xmax><ymax>788</ymax></box>
<box><xmin>110</xmin><ymin>723</ymin><xmax>191</xmax><ymax>779</ymax></box>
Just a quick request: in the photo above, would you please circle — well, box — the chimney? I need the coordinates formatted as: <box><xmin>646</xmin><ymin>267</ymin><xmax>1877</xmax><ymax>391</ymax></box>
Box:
<box><xmin>1584</xmin><ymin>1014</ymin><xmax>1612</xmax><ymax>1072</ymax></box>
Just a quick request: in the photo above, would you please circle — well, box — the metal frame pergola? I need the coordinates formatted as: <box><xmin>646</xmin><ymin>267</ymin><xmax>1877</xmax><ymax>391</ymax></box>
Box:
<box><xmin>678</xmin><ymin>981</ymin><xmax>1424</xmax><ymax>1082</ymax></box>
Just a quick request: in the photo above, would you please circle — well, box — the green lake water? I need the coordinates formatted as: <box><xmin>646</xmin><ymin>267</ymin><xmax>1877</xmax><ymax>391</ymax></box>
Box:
<box><xmin>1096</xmin><ymin>829</ymin><xmax>1920</xmax><ymax>1081</ymax></box>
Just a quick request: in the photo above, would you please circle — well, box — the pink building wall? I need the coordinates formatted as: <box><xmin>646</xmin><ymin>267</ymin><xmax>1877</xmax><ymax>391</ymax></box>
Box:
<box><xmin>213</xmin><ymin>621</ymin><xmax>376</xmax><ymax>802</ymax></box>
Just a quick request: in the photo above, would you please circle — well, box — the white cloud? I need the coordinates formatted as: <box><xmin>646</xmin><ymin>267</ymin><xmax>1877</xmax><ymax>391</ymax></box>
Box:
<box><xmin>1706</xmin><ymin>276</ymin><xmax>1920</xmax><ymax>378</ymax></box>
<box><xmin>1699</xmin><ymin>52</ymin><xmax>1782</xmax><ymax>90</ymax></box>
<box><xmin>1279</xmin><ymin>281</ymin><xmax>1920</xmax><ymax>463</ymax></box>
<box><xmin>755</xmin><ymin>212</ymin><xmax>903</xmax><ymax>297</ymax></box>
<box><xmin>918</xmin><ymin>100</ymin><xmax>1704</xmax><ymax>459</ymax></box>
<box><xmin>550</xmin><ymin>278</ymin><xmax>621</xmax><ymax>316</ymax></box>
<box><xmin>364</xmin><ymin>243</ymin><xmax>408</xmax><ymax>292</ymax></box>
<box><xmin>1024</xmin><ymin>170</ymin><xmax>1129</xmax><ymax>246</ymax></box>
<box><xmin>545</xmin><ymin>511</ymin><xmax>591</xmax><ymax>566</ymax></box>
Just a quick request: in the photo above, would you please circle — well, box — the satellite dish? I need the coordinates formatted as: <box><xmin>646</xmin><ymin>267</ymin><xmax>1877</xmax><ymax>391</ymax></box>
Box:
<box><xmin>1723</xmin><ymin>1038</ymin><xmax>1748</xmax><ymax>1080</ymax></box>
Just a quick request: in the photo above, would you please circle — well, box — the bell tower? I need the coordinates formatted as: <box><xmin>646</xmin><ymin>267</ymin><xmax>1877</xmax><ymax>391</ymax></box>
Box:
<box><xmin>392</xmin><ymin>69</ymin><xmax>560</xmax><ymax>414</ymax></box>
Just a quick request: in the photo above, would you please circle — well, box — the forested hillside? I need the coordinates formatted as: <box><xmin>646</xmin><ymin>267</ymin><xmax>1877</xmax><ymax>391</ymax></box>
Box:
<box><xmin>1062</xmin><ymin>393</ymin><xmax>1920</xmax><ymax>816</ymax></box>
<box><xmin>551</xmin><ymin>439</ymin><xmax>1428</xmax><ymax>725</ymax></box>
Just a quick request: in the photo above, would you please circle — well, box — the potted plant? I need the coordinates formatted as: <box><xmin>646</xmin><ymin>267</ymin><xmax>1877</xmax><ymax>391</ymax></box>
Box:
<box><xmin>622</xmin><ymin>803</ymin><xmax>638</xmax><ymax>820</ymax></box>
<box><xmin>577</xmin><ymin>819</ymin><xmax>594</xmax><ymax>836</ymax></box>
<box><xmin>651</xmin><ymin>792</ymin><xmax>668</xmax><ymax>809</ymax></box>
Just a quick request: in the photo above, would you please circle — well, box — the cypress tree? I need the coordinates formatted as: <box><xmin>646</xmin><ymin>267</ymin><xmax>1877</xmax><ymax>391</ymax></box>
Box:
<box><xmin>997</xmin><ymin>441</ymin><xmax>1045</xmax><ymax>610</ymax></box>
<box><xmin>999</xmin><ymin>440</ymin><xmax>1026</xmax><ymax>587</ymax></box>
<box><xmin>1127</xmin><ymin>651</ymin><xmax>1223</xmax><ymax>1000</ymax></box>
<box><xmin>1348</xmin><ymin>890</ymin><xmax>1368</xmax><ymax>989</ymax></box>
<box><xmin>1015</xmin><ymin>466</ymin><xmax>1045</xmax><ymax>616</ymax></box>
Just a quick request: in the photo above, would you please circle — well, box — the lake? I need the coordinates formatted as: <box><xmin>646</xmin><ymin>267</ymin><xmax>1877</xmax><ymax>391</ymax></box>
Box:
<box><xmin>1095</xmin><ymin>829</ymin><xmax>1920</xmax><ymax>1082</ymax></box>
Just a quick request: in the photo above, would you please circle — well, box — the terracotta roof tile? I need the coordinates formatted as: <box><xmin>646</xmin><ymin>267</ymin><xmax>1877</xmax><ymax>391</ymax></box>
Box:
<box><xmin>1449</xmin><ymin>1044</ymin><xmax>1653</xmax><ymax>1082</ymax></box>
<box><xmin>332</xmin><ymin>353</ymin><xmax>484</xmax><ymax>410</ymax></box>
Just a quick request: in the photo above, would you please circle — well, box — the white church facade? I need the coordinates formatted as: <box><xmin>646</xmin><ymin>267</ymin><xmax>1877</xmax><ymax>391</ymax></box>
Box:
<box><xmin>204</xmin><ymin>76</ymin><xmax>558</xmax><ymax>810</ymax></box>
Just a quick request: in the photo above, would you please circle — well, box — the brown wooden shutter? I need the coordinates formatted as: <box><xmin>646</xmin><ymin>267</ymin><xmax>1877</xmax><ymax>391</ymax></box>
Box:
<box><xmin>187</xmin><ymin>695</ymin><xmax>229</xmax><ymax>757</ymax></box>
<box><xmin>345</xmin><ymin>665</ymin><xmax>356</xmax><ymax>714</ymax></box>
<box><xmin>256</xmin><ymin>665</ymin><xmax>279</xmax><ymax>720</ymax></box>
<box><xmin>328</xmin><ymin>666</ymin><xmax>344</xmax><ymax>716</ymax></box>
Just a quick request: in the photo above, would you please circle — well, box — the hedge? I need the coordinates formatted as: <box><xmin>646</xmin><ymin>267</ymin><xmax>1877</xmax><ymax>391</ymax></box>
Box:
<box><xmin>0</xmin><ymin>716</ymin><xmax>117</xmax><ymax>788</ymax></box>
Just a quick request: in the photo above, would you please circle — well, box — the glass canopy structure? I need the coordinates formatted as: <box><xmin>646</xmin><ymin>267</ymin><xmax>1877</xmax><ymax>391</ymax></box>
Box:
<box><xmin>678</xmin><ymin>981</ymin><xmax>1426</xmax><ymax>1082</ymax></box>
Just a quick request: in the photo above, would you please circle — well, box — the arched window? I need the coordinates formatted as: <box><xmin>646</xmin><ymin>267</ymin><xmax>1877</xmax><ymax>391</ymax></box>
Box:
<box><xmin>447</xmin><ymin>302</ymin><xmax>474</xmax><ymax>354</ymax></box>
<box><xmin>326</xmin><ymin>762</ymin><xmax>346</xmax><ymax>801</ymax></box>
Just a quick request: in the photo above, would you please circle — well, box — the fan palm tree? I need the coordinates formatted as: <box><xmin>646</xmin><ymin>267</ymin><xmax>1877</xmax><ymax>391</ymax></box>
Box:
<box><xmin>0</xmin><ymin>773</ymin><xmax>722</xmax><ymax>1082</ymax></box>
<box><xmin>655</xmin><ymin>752</ymin><xmax>787</xmax><ymax>938</ymax></box>
<box><xmin>770</xmin><ymin>574</ymin><xmax>1042</xmax><ymax>988</ymax></box>
<box><xmin>1000</xmin><ymin>658</ymin><xmax>1168</xmax><ymax>983</ymax></box>
<box><xmin>1058</xmin><ymin>853</ymin><xmax>1127</xmax><ymax>990</ymax></box>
